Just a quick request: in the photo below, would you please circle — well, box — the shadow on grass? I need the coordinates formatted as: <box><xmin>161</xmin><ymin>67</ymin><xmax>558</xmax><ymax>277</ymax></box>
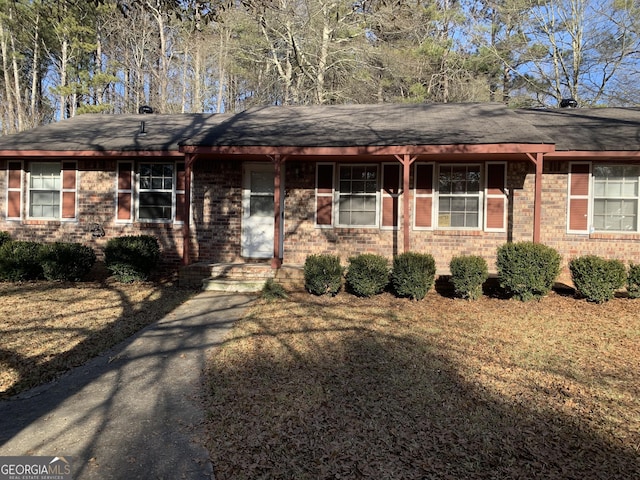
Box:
<box><xmin>204</xmin><ymin>300</ymin><xmax>639</xmax><ymax>480</ymax></box>
<box><xmin>0</xmin><ymin>280</ymin><xmax>196</xmax><ymax>399</ymax></box>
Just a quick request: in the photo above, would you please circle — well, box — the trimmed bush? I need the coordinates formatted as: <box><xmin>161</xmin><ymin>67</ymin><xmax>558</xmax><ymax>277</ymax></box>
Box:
<box><xmin>40</xmin><ymin>242</ymin><xmax>96</xmax><ymax>281</ymax></box>
<box><xmin>0</xmin><ymin>241</ymin><xmax>44</xmax><ymax>281</ymax></box>
<box><xmin>449</xmin><ymin>255</ymin><xmax>489</xmax><ymax>300</ymax></box>
<box><xmin>104</xmin><ymin>235</ymin><xmax>160</xmax><ymax>282</ymax></box>
<box><xmin>261</xmin><ymin>278</ymin><xmax>288</xmax><ymax>301</ymax></box>
<box><xmin>304</xmin><ymin>254</ymin><xmax>344</xmax><ymax>296</ymax></box>
<box><xmin>391</xmin><ymin>252</ymin><xmax>436</xmax><ymax>300</ymax></box>
<box><xmin>0</xmin><ymin>231</ymin><xmax>11</xmax><ymax>247</ymax></box>
<box><xmin>627</xmin><ymin>263</ymin><xmax>640</xmax><ymax>299</ymax></box>
<box><xmin>496</xmin><ymin>242</ymin><xmax>561</xmax><ymax>301</ymax></box>
<box><xmin>569</xmin><ymin>255</ymin><xmax>626</xmax><ymax>303</ymax></box>
<box><xmin>346</xmin><ymin>254</ymin><xmax>389</xmax><ymax>297</ymax></box>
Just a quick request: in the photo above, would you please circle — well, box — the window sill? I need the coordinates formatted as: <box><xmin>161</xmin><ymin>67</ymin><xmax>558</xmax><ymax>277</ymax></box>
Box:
<box><xmin>590</xmin><ymin>232</ymin><xmax>640</xmax><ymax>240</ymax></box>
<box><xmin>434</xmin><ymin>229</ymin><xmax>483</xmax><ymax>236</ymax></box>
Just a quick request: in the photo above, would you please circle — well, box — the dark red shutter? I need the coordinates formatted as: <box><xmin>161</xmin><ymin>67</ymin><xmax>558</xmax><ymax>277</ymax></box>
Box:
<box><xmin>485</xmin><ymin>163</ymin><xmax>506</xmax><ymax>231</ymax></box>
<box><xmin>414</xmin><ymin>163</ymin><xmax>433</xmax><ymax>228</ymax></box>
<box><xmin>382</xmin><ymin>163</ymin><xmax>400</xmax><ymax>228</ymax></box>
<box><xmin>568</xmin><ymin>163</ymin><xmax>590</xmax><ymax>233</ymax></box>
<box><xmin>7</xmin><ymin>161</ymin><xmax>22</xmax><ymax>219</ymax></box>
<box><xmin>117</xmin><ymin>162</ymin><xmax>133</xmax><ymax>221</ymax></box>
<box><xmin>316</xmin><ymin>164</ymin><xmax>334</xmax><ymax>226</ymax></box>
<box><xmin>61</xmin><ymin>161</ymin><xmax>77</xmax><ymax>219</ymax></box>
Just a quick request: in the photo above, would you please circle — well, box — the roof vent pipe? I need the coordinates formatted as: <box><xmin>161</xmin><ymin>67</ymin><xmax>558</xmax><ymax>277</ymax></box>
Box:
<box><xmin>560</xmin><ymin>98</ymin><xmax>578</xmax><ymax>108</ymax></box>
<box><xmin>138</xmin><ymin>105</ymin><xmax>154</xmax><ymax>114</ymax></box>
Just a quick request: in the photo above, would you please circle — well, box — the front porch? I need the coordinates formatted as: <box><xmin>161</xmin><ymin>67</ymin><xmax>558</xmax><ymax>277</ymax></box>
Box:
<box><xmin>179</xmin><ymin>261</ymin><xmax>305</xmax><ymax>292</ymax></box>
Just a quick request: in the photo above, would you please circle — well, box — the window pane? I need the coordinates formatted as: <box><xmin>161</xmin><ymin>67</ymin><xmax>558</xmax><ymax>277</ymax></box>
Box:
<box><xmin>139</xmin><ymin>192</ymin><xmax>172</xmax><ymax>219</ymax></box>
<box><xmin>251</xmin><ymin>171</ymin><xmax>274</xmax><ymax>194</ymax></box>
<box><xmin>451</xmin><ymin>213</ymin><xmax>465</xmax><ymax>227</ymax></box>
<box><xmin>451</xmin><ymin>197</ymin><xmax>466</xmax><ymax>211</ymax></box>
<box><xmin>250</xmin><ymin>196</ymin><xmax>273</xmax><ymax>217</ymax></box>
<box><xmin>352</xmin><ymin>211</ymin><xmax>376</xmax><ymax>225</ymax></box>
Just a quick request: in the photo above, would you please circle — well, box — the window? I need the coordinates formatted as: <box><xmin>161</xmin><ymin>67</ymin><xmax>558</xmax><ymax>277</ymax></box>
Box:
<box><xmin>593</xmin><ymin>165</ymin><xmax>639</xmax><ymax>232</ymax></box>
<box><xmin>117</xmin><ymin>161</ymin><xmax>185</xmax><ymax>223</ymax></box>
<box><xmin>437</xmin><ymin>165</ymin><xmax>481</xmax><ymax>228</ymax></box>
<box><xmin>29</xmin><ymin>163</ymin><xmax>61</xmax><ymax>218</ymax></box>
<box><xmin>337</xmin><ymin>165</ymin><xmax>379</xmax><ymax>226</ymax></box>
<box><xmin>138</xmin><ymin>163</ymin><xmax>174</xmax><ymax>221</ymax></box>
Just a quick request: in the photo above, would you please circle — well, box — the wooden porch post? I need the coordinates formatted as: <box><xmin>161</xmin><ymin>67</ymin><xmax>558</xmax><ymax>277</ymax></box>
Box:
<box><xmin>526</xmin><ymin>152</ymin><xmax>544</xmax><ymax>243</ymax></box>
<box><xmin>396</xmin><ymin>154</ymin><xmax>417</xmax><ymax>253</ymax></box>
<box><xmin>182</xmin><ymin>153</ymin><xmax>195</xmax><ymax>266</ymax></box>
<box><xmin>271</xmin><ymin>155</ymin><xmax>283</xmax><ymax>269</ymax></box>
<box><xmin>534</xmin><ymin>152</ymin><xmax>543</xmax><ymax>243</ymax></box>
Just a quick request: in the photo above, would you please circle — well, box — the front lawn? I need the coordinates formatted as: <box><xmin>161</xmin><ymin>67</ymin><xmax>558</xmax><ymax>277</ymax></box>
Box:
<box><xmin>0</xmin><ymin>280</ymin><xmax>195</xmax><ymax>398</ymax></box>
<box><xmin>204</xmin><ymin>291</ymin><xmax>640</xmax><ymax>479</ymax></box>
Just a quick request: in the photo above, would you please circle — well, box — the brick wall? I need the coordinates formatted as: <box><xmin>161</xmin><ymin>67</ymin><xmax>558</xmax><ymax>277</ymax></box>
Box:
<box><xmin>3</xmin><ymin>156</ymin><xmax>640</xmax><ymax>281</ymax></box>
<box><xmin>0</xmin><ymin>158</ymin><xmax>185</xmax><ymax>270</ymax></box>
<box><xmin>540</xmin><ymin>161</ymin><xmax>640</xmax><ymax>284</ymax></box>
<box><xmin>281</xmin><ymin>160</ymin><xmax>535</xmax><ymax>274</ymax></box>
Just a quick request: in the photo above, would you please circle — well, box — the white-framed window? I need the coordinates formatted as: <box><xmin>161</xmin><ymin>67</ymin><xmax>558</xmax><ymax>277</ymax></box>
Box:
<box><xmin>337</xmin><ymin>164</ymin><xmax>379</xmax><ymax>227</ymax></box>
<box><xmin>437</xmin><ymin>164</ymin><xmax>482</xmax><ymax>228</ymax></box>
<box><xmin>138</xmin><ymin>163</ymin><xmax>174</xmax><ymax>221</ymax></box>
<box><xmin>117</xmin><ymin>161</ymin><xmax>185</xmax><ymax>223</ymax></box>
<box><xmin>29</xmin><ymin>163</ymin><xmax>62</xmax><ymax>218</ymax></box>
<box><xmin>592</xmin><ymin>165</ymin><xmax>640</xmax><ymax>232</ymax></box>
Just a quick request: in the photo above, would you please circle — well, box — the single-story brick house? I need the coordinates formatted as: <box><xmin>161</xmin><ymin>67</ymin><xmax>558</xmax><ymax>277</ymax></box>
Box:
<box><xmin>0</xmin><ymin>103</ymin><xmax>639</xmax><ymax>286</ymax></box>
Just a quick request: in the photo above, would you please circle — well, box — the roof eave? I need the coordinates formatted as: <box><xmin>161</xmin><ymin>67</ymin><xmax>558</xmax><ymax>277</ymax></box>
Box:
<box><xmin>180</xmin><ymin>143</ymin><xmax>555</xmax><ymax>156</ymax></box>
<box><xmin>0</xmin><ymin>149</ymin><xmax>182</xmax><ymax>157</ymax></box>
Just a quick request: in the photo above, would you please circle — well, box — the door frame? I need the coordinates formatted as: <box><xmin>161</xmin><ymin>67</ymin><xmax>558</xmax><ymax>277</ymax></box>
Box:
<box><xmin>241</xmin><ymin>162</ymin><xmax>285</xmax><ymax>260</ymax></box>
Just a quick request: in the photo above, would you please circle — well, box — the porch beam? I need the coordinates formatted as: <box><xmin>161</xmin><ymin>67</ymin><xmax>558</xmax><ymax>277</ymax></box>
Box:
<box><xmin>180</xmin><ymin>143</ymin><xmax>555</xmax><ymax>157</ymax></box>
<box><xmin>395</xmin><ymin>154</ymin><xmax>418</xmax><ymax>253</ymax></box>
<box><xmin>526</xmin><ymin>152</ymin><xmax>544</xmax><ymax>243</ymax></box>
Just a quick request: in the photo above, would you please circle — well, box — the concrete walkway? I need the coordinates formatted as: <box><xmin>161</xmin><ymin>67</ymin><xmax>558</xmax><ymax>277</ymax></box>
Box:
<box><xmin>0</xmin><ymin>291</ymin><xmax>255</xmax><ymax>480</ymax></box>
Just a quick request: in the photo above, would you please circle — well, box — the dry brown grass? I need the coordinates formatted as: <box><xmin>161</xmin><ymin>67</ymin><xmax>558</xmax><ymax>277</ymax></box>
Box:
<box><xmin>204</xmin><ymin>290</ymin><xmax>640</xmax><ymax>480</ymax></box>
<box><xmin>0</xmin><ymin>280</ymin><xmax>195</xmax><ymax>398</ymax></box>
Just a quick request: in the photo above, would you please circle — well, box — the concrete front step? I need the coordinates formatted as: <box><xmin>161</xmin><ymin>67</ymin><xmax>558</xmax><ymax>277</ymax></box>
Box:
<box><xmin>202</xmin><ymin>278</ymin><xmax>268</xmax><ymax>293</ymax></box>
<box><xmin>179</xmin><ymin>261</ymin><xmax>305</xmax><ymax>291</ymax></box>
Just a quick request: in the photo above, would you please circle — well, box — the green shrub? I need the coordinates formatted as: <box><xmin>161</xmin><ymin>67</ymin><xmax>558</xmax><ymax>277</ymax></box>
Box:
<box><xmin>304</xmin><ymin>254</ymin><xmax>344</xmax><ymax>296</ymax></box>
<box><xmin>0</xmin><ymin>241</ymin><xmax>44</xmax><ymax>281</ymax></box>
<box><xmin>0</xmin><ymin>231</ymin><xmax>11</xmax><ymax>247</ymax></box>
<box><xmin>104</xmin><ymin>235</ymin><xmax>160</xmax><ymax>282</ymax></box>
<box><xmin>627</xmin><ymin>263</ymin><xmax>640</xmax><ymax>299</ymax></box>
<box><xmin>261</xmin><ymin>278</ymin><xmax>288</xmax><ymax>301</ymax></box>
<box><xmin>346</xmin><ymin>254</ymin><xmax>389</xmax><ymax>297</ymax></box>
<box><xmin>496</xmin><ymin>242</ymin><xmax>561</xmax><ymax>301</ymax></box>
<box><xmin>391</xmin><ymin>252</ymin><xmax>436</xmax><ymax>300</ymax></box>
<box><xmin>449</xmin><ymin>255</ymin><xmax>489</xmax><ymax>300</ymax></box>
<box><xmin>40</xmin><ymin>242</ymin><xmax>96</xmax><ymax>281</ymax></box>
<box><xmin>569</xmin><ymin>255</ymin><xmax>626</xmax><ymax>303</ymax></box>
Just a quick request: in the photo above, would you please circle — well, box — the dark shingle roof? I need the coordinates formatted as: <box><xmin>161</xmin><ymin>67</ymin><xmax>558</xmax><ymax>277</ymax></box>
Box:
<box><xmin>0</xmin><ymin>104</ymin><xmax>639</xmax><ymax>154</ymax></box>
<box><xmin>515</xmin><ymin>108</ymin><xmax>640</xmax><ymax>151</ymax></box>
<box><xmin>0</xmin><ymin>113</ymin><xmax>224</xmax><ymax>152</ymax></box>
<box><xmin>180</xmin><ymin>103</ymin><xmax>554</xmax><ymax>147</ymax></box>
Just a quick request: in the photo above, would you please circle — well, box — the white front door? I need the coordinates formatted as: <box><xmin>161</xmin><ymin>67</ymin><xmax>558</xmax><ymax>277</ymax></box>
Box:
<box><xmin>242</xmin><ymin>164</ymin><xmax>276</xmax><ymax>258</ymax></box>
